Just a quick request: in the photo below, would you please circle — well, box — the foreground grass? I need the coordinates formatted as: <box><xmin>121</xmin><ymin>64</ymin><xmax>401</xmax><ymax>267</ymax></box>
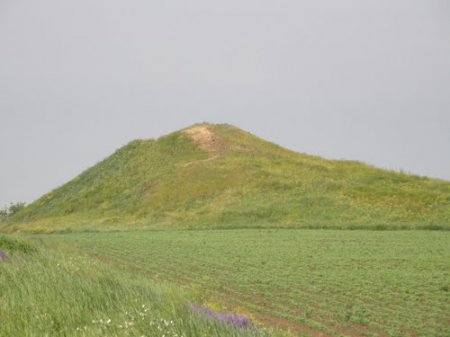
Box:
<box><xmin>0</xmin><ymin>235</ymin><xmax>277</xmax><ymax>337</ymax></box>
<box><xmin>43</xmin><ymin>229</ymin><xmax>450</xmax><ymax>337</ymax></box>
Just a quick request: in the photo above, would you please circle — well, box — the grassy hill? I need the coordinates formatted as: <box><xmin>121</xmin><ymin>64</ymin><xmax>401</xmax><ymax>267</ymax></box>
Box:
<box><xmin>5</xmin><ymin>123</ymin><xmax>450</xmax><ymax>232</ymax></box>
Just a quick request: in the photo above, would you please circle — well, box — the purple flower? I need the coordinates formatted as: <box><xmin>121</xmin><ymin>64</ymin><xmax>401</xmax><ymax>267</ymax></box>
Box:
<box><xmin>217</xmin><ymin>313</ymin><xmax>253</xmax><ymax>329</ymax></box>
<box><xmin>190</xmin><ymin>304</ymin><xmax>253</xmax><ymax>329</ymax></box>
<box><xmin>0</xmin><ymin>250</ymin><xmax>8</xmax><ymax>261</ymax></box>
<box><xmin>191</xmin><ymin>304</ymin><xmax>214</xmax><ymax>316</ymax></box>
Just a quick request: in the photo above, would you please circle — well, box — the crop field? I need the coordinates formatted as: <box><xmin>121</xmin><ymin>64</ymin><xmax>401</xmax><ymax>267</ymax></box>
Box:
<box><xmin>42</xmin><ymin>230</ymin><xmax>450</xmax><ymax>337</ymax></box>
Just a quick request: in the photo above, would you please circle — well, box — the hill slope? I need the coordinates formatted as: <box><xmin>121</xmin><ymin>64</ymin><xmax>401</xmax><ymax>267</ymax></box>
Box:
<box><xmin>6</xmin><ymin>123</ymin><xmax>450</xmax><ymax>232</ymax></box>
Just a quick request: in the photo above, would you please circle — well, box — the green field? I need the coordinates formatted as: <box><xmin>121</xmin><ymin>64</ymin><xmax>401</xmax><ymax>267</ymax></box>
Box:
<box><xmin>40</xmin><ymin>229</ymin><xmax>450</xmax><ymax>337</ymax></box>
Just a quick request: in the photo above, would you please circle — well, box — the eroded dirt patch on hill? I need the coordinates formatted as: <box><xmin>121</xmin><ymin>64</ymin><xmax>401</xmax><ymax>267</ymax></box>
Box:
<box><xmin>184</xmin><ymin>125</ymin><xmax>248</xmax><ymax>157</ymax></box>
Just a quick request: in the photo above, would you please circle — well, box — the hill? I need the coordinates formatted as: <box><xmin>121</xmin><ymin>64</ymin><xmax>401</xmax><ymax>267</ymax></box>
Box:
<box><xmin>5</xmin><ymin>123</ymin><xmax>450</xmax><ymax>232</ymax></box>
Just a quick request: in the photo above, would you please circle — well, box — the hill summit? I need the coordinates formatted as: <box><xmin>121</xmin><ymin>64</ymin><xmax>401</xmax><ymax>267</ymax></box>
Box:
<box><xmin>6</xmin><ymin>123</ymin><xmax>450</xmax><ymax>232</ymax></box>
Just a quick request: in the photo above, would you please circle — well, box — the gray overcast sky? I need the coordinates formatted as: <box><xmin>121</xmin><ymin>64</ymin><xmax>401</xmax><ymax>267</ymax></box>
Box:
<box><xmin>1</xmin><ymin>0</ymin><xmax>449</xmax><ymax>207</ymax></box>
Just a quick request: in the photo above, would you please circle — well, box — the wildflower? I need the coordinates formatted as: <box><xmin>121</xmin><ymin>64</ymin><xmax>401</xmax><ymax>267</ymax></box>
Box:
<box><xmin>0</xmin><ymin>251</ymin><xmax>8</xmax><ymax>261</ymax></box>
<box><xmin>190</xmin><ymin>304</ymin><xmax>253</xmax><ymax>329</ymax></box>
<box><xmin>217</xmin><ymin>313</ymin><xmax>253</xmax><ymax>329</ymax></box>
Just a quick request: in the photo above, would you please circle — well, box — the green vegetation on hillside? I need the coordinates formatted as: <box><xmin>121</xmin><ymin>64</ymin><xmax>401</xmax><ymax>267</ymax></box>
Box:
<box><xmin>0</xmin><ymin>234</ymin><xmax>277</xmax><ymax>337</ymax></box>
<box><xmin>43</xmin><ymin>230</ymin><xmax>450</xmax><ymax>337</ymax></box>
<box><xmin>6</xmin><ymin>123</ymin><xmax>450</xmax><ymax>232</ymax></box>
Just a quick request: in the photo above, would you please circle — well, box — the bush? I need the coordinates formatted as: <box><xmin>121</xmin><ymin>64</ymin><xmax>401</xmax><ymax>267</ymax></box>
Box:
<box><xmin>8</xmin><ymin>202</ymin><xmax>26</xmax><ymax>216</ymax></box>
<box><xmin>0</xmin><ymin>202</ymin><xmax>26</xmax><ymax>222</ymax></box>
<box><xmin>0</xmin><ymin>208</ymin><xmax>7</xmax><ymax>222</ymax></box>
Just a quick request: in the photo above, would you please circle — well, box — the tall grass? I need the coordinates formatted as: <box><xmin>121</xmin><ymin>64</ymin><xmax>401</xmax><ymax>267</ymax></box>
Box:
<box><xmin>0</xmin><ymin>235</ymin><xmax>277</xmax><ymax>337</ymax></box>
